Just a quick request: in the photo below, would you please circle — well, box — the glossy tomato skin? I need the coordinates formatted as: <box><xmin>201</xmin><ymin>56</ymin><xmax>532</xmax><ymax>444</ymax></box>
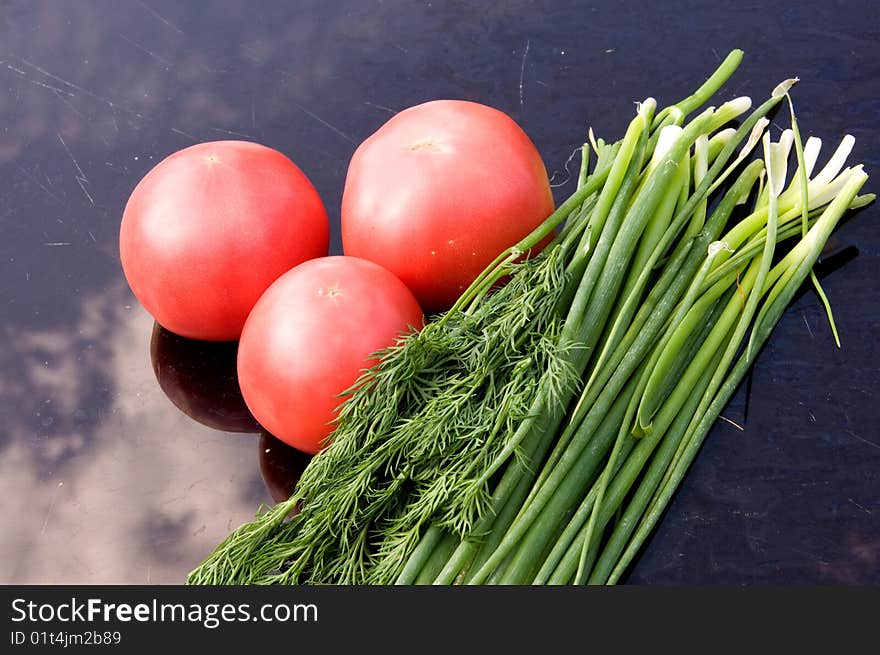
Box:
<box><xmin>341</xmin><ymin>100</ymin><xmax>554</xmax><ymax>313</ymax></box>
<box><xmin>237</xmin><ymin>256</ymin><xmax>424</xmax><ymax>454</ymax></box>
<box><xmin>120</xmin><ymin>140</ymin><xmax>329</xmax><ymax>341</ymax></box>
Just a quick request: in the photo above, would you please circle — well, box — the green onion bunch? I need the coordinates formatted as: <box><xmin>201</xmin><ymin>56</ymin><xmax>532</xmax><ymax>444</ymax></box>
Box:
<box><xmin>188</xmin><ymin>50</ymin><xmax>872</xmax><ymax>585</ymax></box>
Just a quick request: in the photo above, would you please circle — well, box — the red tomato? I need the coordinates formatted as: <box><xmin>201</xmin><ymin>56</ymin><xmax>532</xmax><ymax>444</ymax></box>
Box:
<box><xmin>237</xmin><ymin>256</ymin><xmax>424</xmax><ymax>454</ymax></box>
<box><xmin>120</xmin><ymin>140</ymin><xmax>329</xmax><ymax>341</ymax></box>
<box><xmin>341</xmin><ymin>100</ymin><xmax>554</xmax><ymax>313</ymax></box>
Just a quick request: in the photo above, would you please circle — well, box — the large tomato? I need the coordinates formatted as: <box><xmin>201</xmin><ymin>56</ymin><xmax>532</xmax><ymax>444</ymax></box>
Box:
<box><xmin>237</xmin><ymin>256</ymin><xmax>424</xmax><ymax>454</ymax></box>
<box><xmin>120</xmin><ymin>140</ymin><xmax>329</xmax><ymax>341</ymax></box>
<box><xmin>341</xmin><ymin>100</ymin><xmax>554</xmax><ymax>313</ymax></box>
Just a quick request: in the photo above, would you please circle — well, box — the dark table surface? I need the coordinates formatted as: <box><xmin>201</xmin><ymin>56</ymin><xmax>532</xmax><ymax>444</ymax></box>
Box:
<box><xmin>1</xmin><ymin>0</ymin><xmax>878</xmax><ymax>584</ymax></box>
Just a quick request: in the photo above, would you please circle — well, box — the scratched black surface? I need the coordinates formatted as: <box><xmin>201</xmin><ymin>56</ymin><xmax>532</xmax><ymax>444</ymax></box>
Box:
<box><xmin>0</xmin><ymin>0</ymin><xmax>877</xmax><ymax>584</ymax></box>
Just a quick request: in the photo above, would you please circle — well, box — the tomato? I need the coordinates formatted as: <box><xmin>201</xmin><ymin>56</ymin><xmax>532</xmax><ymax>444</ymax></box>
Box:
<box><xmin>341</xmin><ymin>100</ymin><xmax>554</xmax><ymax>313</ymax></box>
<box><xmin>237</xmin><ymin>256</ymin><xmax>424</xmax><ymax>454</ymax></box>
<box><xmin>120</xmin><ymin>140</ymin><xmax>329</xmax><ymax>341</ymax></box>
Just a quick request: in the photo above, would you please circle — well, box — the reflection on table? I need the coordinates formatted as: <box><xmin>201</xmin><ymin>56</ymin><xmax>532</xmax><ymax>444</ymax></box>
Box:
<box><xmin>259</xmin><ymin>431</ymin><xmax>312</xmax><ymax>504</ymax></box>
<box><xmin>149</xmin><ymin>323</ymin><xmax>260</xmax><ymax>433</ymax></box>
